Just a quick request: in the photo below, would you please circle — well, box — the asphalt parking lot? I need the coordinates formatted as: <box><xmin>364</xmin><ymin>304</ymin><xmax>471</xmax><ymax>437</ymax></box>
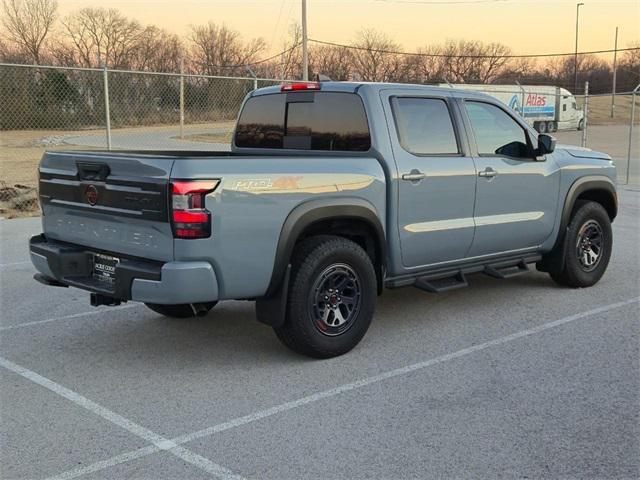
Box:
<box><xmin>1</xmin><ymin>188</ymin><xmax>639</xmax><ymax>480</ymax></box>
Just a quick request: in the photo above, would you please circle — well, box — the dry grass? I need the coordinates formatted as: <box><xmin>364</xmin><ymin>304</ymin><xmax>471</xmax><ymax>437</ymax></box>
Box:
<box><xmin>176</xmin><ymin>132</ymin><xmax>233</xmax><ymax>144</ymax></box>
<box><xmin>0</xmin><ymin>122</ymin><xmax>234</xmax><ymax>217</ymax></box>
<box><xmin>580</xmin><ymin>94</ymin><xmax>640</xmax><ymax>126</ymax></box>
<box><xmin>0</xmin><ymin>129</ymin><xmax>97</xmax><ymax>218</ymax></box>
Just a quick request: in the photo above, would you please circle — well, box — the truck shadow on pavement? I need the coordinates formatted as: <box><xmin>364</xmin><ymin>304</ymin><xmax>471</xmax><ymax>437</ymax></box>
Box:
<box><xmin>83</xmin><ymin>270</ymin><xmax>567</xmax><ymax>365</ymax></box>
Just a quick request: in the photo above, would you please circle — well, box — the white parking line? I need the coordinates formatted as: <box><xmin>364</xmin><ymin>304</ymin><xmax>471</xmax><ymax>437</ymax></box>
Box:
<box><xmin>0</xmin><ymin>304</ymin><xmax>139</xmax><ymax>332</ymax></box>
<box><xmin>0</xmin><ymin>357</ymin><xmax>245</xmax><ymax>480</ymax></box>
<box><xmin>42</xmin><ymin>297</ymin><xmax>640</xmax><ymax>480</ymax></box>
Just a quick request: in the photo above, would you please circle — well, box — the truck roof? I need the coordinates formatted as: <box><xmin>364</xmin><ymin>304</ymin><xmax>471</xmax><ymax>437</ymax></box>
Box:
<box><xmin>252</xmin><ymin>81</ymin><xmax>496</xmax><ymax>101</ymax></box>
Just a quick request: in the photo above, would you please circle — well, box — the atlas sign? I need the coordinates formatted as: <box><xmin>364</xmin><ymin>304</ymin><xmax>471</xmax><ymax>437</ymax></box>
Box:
<box><xmin>525</xmin><ymin>93</ymin><xmax>547</xmax><ymax>106</ymax></box>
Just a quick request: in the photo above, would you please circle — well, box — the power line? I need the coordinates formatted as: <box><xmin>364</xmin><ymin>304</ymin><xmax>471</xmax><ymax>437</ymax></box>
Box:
<box><xmin>309</xmin><ymin>39</ymin><xmax>639</xmax><ymax>59</ymax></box>
<box><xmin>372</xmin><ymin>0</ymin><xmax>508</xmax><ymax>4</ymax></box>
<box><xmin>372</xmin><ymin>0</ymin><xmax>637</xmax><ymax>4</ymax></box>
<box><xmin>200</xmin><ymin>43</ymin><xmax>300</xmax><ymax>69</ymax></box>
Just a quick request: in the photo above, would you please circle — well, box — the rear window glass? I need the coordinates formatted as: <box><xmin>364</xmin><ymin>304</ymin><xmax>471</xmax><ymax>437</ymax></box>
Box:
<box><xmin>235</xmin><ymin>92</ymin><xmax>370</xmax><ymax>151</ymax></box>
<box><xmin>391</xmin><ymin>97</ymin><xmax>459</xmax><ymax>155</ymax></box>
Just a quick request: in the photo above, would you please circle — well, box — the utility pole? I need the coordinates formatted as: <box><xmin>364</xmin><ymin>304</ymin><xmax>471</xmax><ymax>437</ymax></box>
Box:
<box><xmin>574</xmin><ymin>2</ymin><xmax>584</xmax><ymax>92</ymax></box>
<box><xmin>301</xmin><ymin>0</ymin><xmax>309</xmax><ymax>81</ymax></box>
<box><xmin>611</xmin><ymin>26</ymin><xmax>619</xmax><ymax>118</ymax></box>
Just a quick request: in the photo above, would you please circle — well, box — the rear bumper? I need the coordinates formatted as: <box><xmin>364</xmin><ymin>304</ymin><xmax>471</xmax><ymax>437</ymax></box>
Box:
<box><xmin>29</xmin><ymin>234</ymin><xmax>219</xmax><ymax>304</ymax></box>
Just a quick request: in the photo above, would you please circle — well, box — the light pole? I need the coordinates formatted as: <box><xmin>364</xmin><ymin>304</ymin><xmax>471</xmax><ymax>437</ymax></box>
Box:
<box><xmin>574</xmin><ymin>2</ymin><xmax>584</xmax><ymax>92</ymax></box>
<box><xmin>611</xmin><ymin>26</ymin><xmax>619</xmax><ymax>118</ymax></box>
<box><xmin>301</xmin><ymin>0</ymin><xmax>309</xmax><ymax>81</ymax></box>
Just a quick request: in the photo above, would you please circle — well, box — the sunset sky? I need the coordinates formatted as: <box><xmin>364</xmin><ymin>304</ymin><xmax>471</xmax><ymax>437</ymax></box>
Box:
<box><xmin>55</xmin><ymin>0</ymin><xmax>639</xmax><ymax>56</ymax></box>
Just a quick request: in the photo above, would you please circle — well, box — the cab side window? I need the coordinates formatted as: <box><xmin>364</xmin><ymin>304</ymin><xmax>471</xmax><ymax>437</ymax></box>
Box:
<box><xmin>465</xmin><ymin>101</ymin><xmax>531</xmax><ymax>159</ymax></box>
<box><xmin>392</xmin><ymin>97</ymin><xmax>460</xmax><ymax>155</ymax></box>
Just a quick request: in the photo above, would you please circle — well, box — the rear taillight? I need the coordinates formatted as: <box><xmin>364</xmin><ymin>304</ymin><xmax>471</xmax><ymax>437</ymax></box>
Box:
<box><xmin>170</xmin><ymin>180</ymin><xmax>219</xmax><ymax>239</ymax></box>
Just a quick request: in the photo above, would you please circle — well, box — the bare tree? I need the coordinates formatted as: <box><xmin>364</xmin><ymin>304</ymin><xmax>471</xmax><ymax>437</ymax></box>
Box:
<box><xmin>280</xmin><ymin>24</ymin><xmax>302</xmax><ymax>79</ymax></box>
<box><xmin>618</xmin><ymin>42</ymin><xmax>640</xmax><ymax>91</ymax></box>
<box><xmin>436</xmin><ymin>40</ymin><xmax>511</xmax><ymax>83</ymax></box>
<box><xmin>400</xmin><ymin>45</ymin><xmax>448</xmax><ymax>84</ymax></box>
<box><xmin>189</xmin><ymin>22</ymin><xmax>265</xmax><ymax>76</ymax></box>
<box><xmin>132</xmin><ymin>26</ymin><xmax>183</xmax><ymax>72</ymax></box>
<box><xmin>1</xmin><ymin>0</ymin><xmax>57</xmax><ymax>63</ymax></box>
<box><xmin>0</xmin><ymin>36</ymin><xmax>27</xmax><ymax>61</ymax></box>
<box><xmin>60</xmin><ymin>7</ymin><xmax>143</xmax><ymax>68</ymax></box>
<box><xmin>545</xmin><ymin>54</ymin><xmax>612</xmax><ymax>92</ymax></box>
<box><xmin>309</xmin><ymin>44</ymin><xmax>352</xmax><ymax>80</ymax></box>
<box><xmin>350</xmin><ymin>29</ymin><xmax>403</xmax><ymax>82</ymax></box>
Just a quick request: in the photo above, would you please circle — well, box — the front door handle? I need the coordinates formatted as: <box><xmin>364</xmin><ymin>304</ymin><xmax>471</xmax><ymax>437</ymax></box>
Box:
<box><xmin>402</xmin><ymin>170</ymin><xmax>426</xmax><ymax>181</ymax></box>
<box><xmin>478</xmin><ymin>167</ymin><xmax>498</xmax><ymax>178</ymax></box>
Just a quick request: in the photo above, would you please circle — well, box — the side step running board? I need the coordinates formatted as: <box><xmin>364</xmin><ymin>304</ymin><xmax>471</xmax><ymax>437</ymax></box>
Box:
<box><xmin>484</xmin><ymin>260</ymin><xmax>529</xmax><ymax>279</ymax></box>
<box><xmin>385</xmin><ymin>253</ymin><xmax>542</xmax><ymax>292</ymax></box>
<box><xmin>415</xmin><ymin>272</ymin><xmax>468</xmax><ymax>293</ymax></box>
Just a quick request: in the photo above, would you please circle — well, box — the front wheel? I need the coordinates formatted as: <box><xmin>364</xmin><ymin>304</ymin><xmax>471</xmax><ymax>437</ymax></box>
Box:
<box><xmin>145</xmin><ymin>302</ymin><xmax>218</xmax><ymax>318</ymax></box>
<box><xmin>549</xmin><ymin>201</ymin><xmax>612</xmax><ymax>288</ymax></box>
<box><xmin>274</xmin><ymin>236</ymin><xmax>377</xmax><ymax>358</ymax></box>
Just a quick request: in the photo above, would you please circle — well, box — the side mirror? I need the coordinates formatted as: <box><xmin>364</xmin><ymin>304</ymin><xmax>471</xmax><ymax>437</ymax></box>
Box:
<box><xmin>537</xmin><ymin>133</ymin><xmax>556</xmax><ymax>157</ymax></box>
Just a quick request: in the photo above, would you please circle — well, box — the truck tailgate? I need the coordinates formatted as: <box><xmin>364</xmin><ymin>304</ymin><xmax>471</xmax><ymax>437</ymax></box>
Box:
<box><xmin>39</xmin><ymin>151</ymin><xmax>175</xmax><ymax>262</ymax></box>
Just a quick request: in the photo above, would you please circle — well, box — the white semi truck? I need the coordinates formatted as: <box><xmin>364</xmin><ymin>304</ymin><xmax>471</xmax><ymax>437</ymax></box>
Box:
<box><xmin>439</xmin><ymin>83</ymin><xmax>584</xmax><ymax>133</ymax></box>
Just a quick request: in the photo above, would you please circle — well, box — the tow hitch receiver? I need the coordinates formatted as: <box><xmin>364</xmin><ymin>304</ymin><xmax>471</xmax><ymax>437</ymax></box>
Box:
<box><xmin>90</xmin><ymin>293</ymin><xmax>123</xmax><ymax>307</ymax></box>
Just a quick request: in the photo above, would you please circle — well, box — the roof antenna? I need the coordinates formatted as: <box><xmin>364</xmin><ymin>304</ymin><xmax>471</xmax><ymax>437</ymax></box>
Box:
<box><xmin>315</xmin><ymin>73</ymin><xmax>332</xmax><ymax>82</ymax></box>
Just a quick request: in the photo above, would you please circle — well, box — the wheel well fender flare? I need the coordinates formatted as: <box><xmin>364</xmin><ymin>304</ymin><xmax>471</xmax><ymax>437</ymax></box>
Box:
<box><xmin>560</xmin><ymin>176</ymin><xmax>617</xmax><ymax>232</ymax></box>
<box><xmin>539</xmin><ymin>175</ymin><xmax>617</xmax><ymax>274</ymax></box>
<box><xmin>264</xmin><ymin>197</ymin><xmax>386</xmax><ymax>298</ymax></box>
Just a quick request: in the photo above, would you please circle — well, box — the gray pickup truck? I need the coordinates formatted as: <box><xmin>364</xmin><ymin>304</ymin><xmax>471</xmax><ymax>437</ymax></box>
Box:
<box><xmin>30</xmin><ymin>81</ymin><xmax>617</xmax><ymax>358</ymax></box>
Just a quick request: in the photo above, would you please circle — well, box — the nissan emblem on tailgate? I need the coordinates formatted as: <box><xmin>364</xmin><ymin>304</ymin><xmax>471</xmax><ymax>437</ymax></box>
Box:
<box><xmin>85</xmin><ymin>185</ymin><xmax>99</xmax><ymax>205</ymax></box>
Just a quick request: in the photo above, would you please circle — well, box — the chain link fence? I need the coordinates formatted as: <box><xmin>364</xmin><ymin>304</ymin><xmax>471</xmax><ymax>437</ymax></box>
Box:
<box><xmin>1</xmin><ymin>63</ymin><xmax>638</xmax><ymax>218</ymax></box>
<box><xmin>0</xmin><ymin>63</ymin><xmax>280</xmax><ymax>217</ymax></box>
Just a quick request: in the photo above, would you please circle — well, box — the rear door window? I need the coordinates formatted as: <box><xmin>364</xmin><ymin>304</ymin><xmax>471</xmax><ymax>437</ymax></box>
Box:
<box><xmin>235</xmin><ymin>92</ymin><xmax>370</xmax><ymax>151</ymax></box>
<box><xmin>391</xmin><ymin>97</ymin><xmax>459</xmax><ymax>155</ymax></box>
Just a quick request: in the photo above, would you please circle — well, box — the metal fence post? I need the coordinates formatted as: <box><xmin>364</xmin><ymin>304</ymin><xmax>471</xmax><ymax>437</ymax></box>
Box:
<box><xmin>582</xmin><ymin>81</ymin><xmax>589</xmax><ymax>148</ymax></box>
<box><xmin>102</xmin><ymin>64</ymin><xmax>112</xmax><ymax>150</ymax></box>
<box><xmin>626</xmin><ymin>84</ymin><xmax>640</xmax><ymax>185</ymax></box>
<box><xmin>246</xmin><ymin>66</ymin><xmax>258</xmax><ymax>91</ymax></box>
<box><xmin>516</xmin><ymin>81</ymin><xmax>526</xmax><ymax>118</ymax></box>
<box><xmin>611</xmin><ymin>26</ymin><xmax>618</xmax><ymax>118</ymax></box>
<box><xmin>179</xmin><ymin>59</ymin><xmax>185</xmax><ymax>140</ymax></box>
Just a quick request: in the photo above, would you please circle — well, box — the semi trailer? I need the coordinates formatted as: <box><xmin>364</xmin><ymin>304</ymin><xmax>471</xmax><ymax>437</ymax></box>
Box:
<box><xmin>440</xmin><ymin>83</ymin><xmax>585</xmax><ymax>133</ymax></box>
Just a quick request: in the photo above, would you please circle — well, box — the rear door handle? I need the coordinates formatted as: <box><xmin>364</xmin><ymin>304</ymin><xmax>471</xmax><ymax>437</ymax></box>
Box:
<box><xmin>478</xmin><ymin>168</ymin><xmax>498</xmax><ymax>178</ymax></box>
<box><xmin>402</xmin><ymin>171</ymin><xmax>426</xmax><ymax>181</ymax></box>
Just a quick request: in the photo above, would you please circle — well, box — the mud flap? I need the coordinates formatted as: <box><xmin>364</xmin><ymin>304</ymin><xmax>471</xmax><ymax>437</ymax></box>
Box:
<box><xmin>255</xmin><ymin>264</ymin><xmax>291</xmax><ymax>327</ymax></box>
<box><xmin>536</xmin><ymin>227</ymin><xmax>569</xmax><ymax>275</ymax></box>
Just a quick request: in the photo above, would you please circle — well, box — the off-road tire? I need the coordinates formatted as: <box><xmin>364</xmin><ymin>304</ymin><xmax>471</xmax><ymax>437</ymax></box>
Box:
<box><xmin>145</xmin><ymin>302</ymin><xmax>218</xmax><ymax>318</ymax></box>
<box><xmin>549</xmin><ymin>200</ymin><xmax>612</xmax><ymax>288</ymax></box>
<box><xmin>274</xmin><ymin>235</ymin><xmax>377</xmax><ymax>358</ymax></box>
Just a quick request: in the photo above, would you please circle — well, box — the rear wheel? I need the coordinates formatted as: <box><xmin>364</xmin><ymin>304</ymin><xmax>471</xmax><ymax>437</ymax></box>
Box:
<box><xmin>145</xmin><ymin>302</ymin><xmax>218</xmax><ymax>318</ymax></box>
<box><xmin>537</xmin><ymin>121</ymin><xmax>547</xmax><ymax>133</ymax></box>
<box><xmin>547</xmin><ymin>121</ymin><xmax>557</xmax><ymax>133</ymax></box>
<box><xmin>549</xmin><ymin>201</ymin><xmax>612</xmax><ymax>288</ymax></box>
<box><xmin>274</xmin><ymin>236</ymin><xmax>377</xmax><ymax>358</ymax></box>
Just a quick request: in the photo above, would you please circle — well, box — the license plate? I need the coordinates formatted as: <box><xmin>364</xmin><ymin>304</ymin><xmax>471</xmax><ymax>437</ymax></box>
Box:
<box><xmin>93</xmin><ymin>254</ymin><xmax>119</xmax><ymax>286</ymax></box>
